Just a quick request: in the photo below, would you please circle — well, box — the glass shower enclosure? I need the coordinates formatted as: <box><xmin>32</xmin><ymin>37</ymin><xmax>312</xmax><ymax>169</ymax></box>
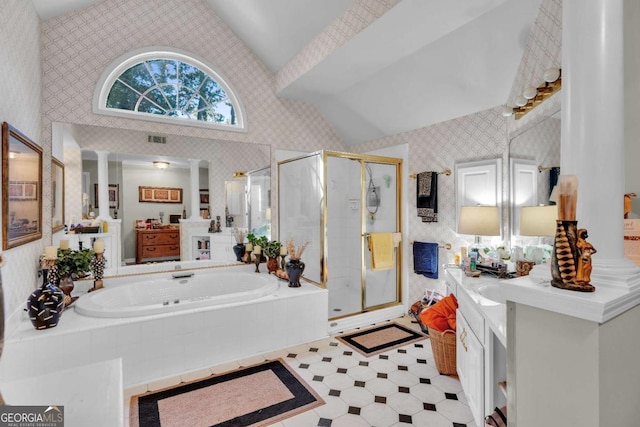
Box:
<box><xmin>278</xmin><ymin>151</ymin><xmax>402</xmax><ymax>320</ymax></box>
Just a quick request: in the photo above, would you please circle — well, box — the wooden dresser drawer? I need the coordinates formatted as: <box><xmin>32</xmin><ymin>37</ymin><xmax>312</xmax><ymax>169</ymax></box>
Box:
<box><xmin>140</xmin><ymin>231</ymin><xmax>179</xmax><ymax>245</ymax></box>
<box><xmin>139</xmin><ymin>244</ymin><xmax>180</xmax><ymax>258</ymax></box>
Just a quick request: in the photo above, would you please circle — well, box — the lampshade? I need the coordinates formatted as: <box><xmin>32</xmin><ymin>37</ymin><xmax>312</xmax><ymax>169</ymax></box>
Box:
<box><xmin>519</xmin><ymin>205</ymin><xmax>557</xmax><ymax>236</ymax></box>
<box><xmin>457</xmin><ymin>206</ymin><xmax>501</xmax><ymax>237</ymax></box>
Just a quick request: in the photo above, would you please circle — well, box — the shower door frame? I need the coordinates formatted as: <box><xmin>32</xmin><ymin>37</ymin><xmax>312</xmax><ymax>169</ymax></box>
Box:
<box><xmin>278</xmin><ymin>150</ymin><xmax>403</xmax><ymax>320</ymax></box>
<box><xmin>324</xmin><ymin>151</ymin><xmax>403</xmax><ymax>319</ymax></box>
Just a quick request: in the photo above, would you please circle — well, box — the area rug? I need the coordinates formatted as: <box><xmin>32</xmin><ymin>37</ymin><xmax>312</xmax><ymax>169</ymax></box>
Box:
<box><xmin>130</xmin><ymin>359</ymin><xmax>324</xmax><ymax>427</ymax></box>
<box><xmin>336</xmin><ymin>322</ymin><xmax>427</xmax><ymax>357</ymax></box>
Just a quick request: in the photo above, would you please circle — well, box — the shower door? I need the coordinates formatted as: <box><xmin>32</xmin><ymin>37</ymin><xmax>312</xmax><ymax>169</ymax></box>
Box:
<box><xmin>325</xmin><ymin>155</ymin><xmax>401</xmax><ymax>318</ymax></box>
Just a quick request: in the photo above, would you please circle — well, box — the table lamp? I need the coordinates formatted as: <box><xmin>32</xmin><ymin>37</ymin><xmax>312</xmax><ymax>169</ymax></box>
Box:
<box><xmin>457</xmin><ymin>206</ymin><xmax>501</xmax><ymax>244</ymax></box>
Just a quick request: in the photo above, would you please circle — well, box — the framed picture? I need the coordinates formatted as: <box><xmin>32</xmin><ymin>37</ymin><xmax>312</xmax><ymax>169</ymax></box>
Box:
<box><xmin>199</xmin><ymin>189</ymin><xmax>209</xmax><ymax>205</ymax></box>
<box><xmin>2</xmin><ymin>122</ymin><xmax>43</xmax><ymax>250</ymax></box>
<box><xmin>139</xmin><ymin>186</ymin><xmax>183</xmax><ymax>204</ymax></box>
<box><xmin>8</xmin><ymin>181</ymin><xmax>38</xmax><ymax>200</ymax></box>
<box><xmin>51</xmin><ymin>157</ymin><xmax>65</xmax><ymax>233</ymax></box>
<box><xmin>94</xmin><ymin>183</ymin><xmax>119</xmax><ymax>209</ymax></box>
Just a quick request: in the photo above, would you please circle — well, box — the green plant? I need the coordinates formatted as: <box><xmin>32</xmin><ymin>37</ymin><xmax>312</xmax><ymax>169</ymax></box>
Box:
<box><xmin>55</xmin><ymin>248</ymin><xmax>95</xmax><ymax>279</ymax></box>
<box><xmin>263</xmin><ymin>240</ymin><xmax>282</xmax><ymax>258</ymax></box>
<box><xmin>247</xmin><ymin>233</ymin><xmax>269</xmax><ymax>249</ymax></box>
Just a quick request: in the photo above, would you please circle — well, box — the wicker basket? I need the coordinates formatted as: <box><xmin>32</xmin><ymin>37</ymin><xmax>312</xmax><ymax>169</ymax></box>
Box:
<box><xmin>427</xmin><ymin>327</ymin><xmax>457</xmax><ymax>375</ymax></box>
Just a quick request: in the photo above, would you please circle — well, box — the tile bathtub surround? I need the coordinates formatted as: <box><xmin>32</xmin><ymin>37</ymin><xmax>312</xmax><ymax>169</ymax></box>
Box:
<box><xmin>126</xmin><ymin>317</ymin><xmax>476</xmax><ymax>427</ymax></box>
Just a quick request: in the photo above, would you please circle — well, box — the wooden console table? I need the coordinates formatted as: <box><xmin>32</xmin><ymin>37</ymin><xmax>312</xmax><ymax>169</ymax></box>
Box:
<box><xmin>136</xmin><ymin>228</ymin><xmax>180</xmax><ymax>264</ymax></box>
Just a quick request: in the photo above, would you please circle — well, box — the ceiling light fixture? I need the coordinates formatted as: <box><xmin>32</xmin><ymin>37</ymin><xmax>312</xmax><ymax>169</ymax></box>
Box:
<box><xmin>153</xmin><ymin>161</ymin><xmax>170</xmax><ymax>169</ymax></box>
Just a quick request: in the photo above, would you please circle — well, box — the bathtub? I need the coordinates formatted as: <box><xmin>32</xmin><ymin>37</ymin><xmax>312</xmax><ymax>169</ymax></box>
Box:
<box><xmin>1</xmin><ymin>265</ymin><xmax>328</xmax><ymax>388</ymax></box>
<box><xmin>75</xmin><ymin>271</ymin><xmax>279</xmax><ymax>318</ymax></box>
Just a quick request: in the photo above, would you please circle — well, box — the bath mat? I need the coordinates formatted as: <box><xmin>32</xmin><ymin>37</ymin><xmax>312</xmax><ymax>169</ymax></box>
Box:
<box><xmin>336</xmin><ymin>322</ymin><xmax>426</xmax><ymax>357</ymax></box>
<box><xmin>130</xmin><ymin>359</ymin><xmax>324</xmax><ymax>427</ymax></box>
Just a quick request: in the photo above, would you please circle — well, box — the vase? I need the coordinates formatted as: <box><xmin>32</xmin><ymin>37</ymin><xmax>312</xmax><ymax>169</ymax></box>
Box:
<box><xmin>26</xmin><ymin>283</ymin><xmax>65</xmax><ymax>330</ymax></box>
<box><xmin>286</xmin><ymin>259</ymin><xmax>305</xmax><ymax>287</ymax></box>
<box><xmin>233</xmin><ymin>244</ymin><xmax>246</xmax><ymax>262</ymax></box>
<box><xmin>267</xmin><ymin>257</ymin><xmax>279</xmax><ymax>274</ymax></box>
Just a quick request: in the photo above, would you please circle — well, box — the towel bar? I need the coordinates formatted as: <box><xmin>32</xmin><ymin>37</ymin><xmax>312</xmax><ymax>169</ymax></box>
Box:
<box><xmin>409</xmin><ymin>168</ymin><xmax>451</xmax><ymax>179</ymax></box>
<box><xmin>409</xmin><ymin>241</ymin><xmax>451</xmax><ymax>250</ymax></box>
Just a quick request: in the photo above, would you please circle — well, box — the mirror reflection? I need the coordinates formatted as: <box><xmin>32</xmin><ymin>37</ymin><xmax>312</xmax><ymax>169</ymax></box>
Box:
<box><xmin>57</xmin><ymin>123</ymin><xmax>270</xmax><ymax>272</ymax></box>
<box><xmin>52</xmin><ymin>157</ymin><xmax>65</xmax><ymax>233</ymax></box>
<box><xmin>509</xmin><ymin>110</ymin><xmax>561</xmax><ymax>260</ymax></box>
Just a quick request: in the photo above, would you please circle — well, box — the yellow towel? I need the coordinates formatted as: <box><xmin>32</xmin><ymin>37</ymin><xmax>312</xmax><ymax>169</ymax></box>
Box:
<box><xmin>369</xmin><ymin>232</ymin><xmax>395</xmax><ymax>271</ymax></box>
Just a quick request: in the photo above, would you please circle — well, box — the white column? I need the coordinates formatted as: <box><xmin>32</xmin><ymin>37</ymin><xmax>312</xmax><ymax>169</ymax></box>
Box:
<box><xmin>95</xmin><ymin>150</ymin><xmax>112</xmax><ymax>220</ymax></box>
<box><xmin>562</xmin><ymin>0</ymin><xmax>640</xmax><ymax>288</ymax></box>
<box><xmin>189</xmin><ymin>159</ymin><xmax>201</xmax><ymax>220</ymax></box>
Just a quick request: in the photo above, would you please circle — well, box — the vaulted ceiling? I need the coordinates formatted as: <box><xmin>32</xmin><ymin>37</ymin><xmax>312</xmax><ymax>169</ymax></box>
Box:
<box><xmin>32</xmin><ymin>0</ymin><xmax>543</xmax><ymax>146</ymax></box>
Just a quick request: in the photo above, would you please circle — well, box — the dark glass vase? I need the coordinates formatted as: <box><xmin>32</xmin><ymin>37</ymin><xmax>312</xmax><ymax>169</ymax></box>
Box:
<box><xmin>26</xmin><ymin>283</ymin><xmax>65</xmax><ymax>330</ymax></box>
<box><xmin>233</xmin><ymin>244</ymin><xmax>246</xmax><ymax>262</ymax></box>
<box><xmin>285</xmin><ymin>259</ymin><xmax>305</xmax><ymax>288</ymax></box>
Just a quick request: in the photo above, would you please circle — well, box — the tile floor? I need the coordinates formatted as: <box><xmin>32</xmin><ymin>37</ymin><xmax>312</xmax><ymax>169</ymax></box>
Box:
<box><xmin>125</xmin><ymin>316</ymin><xmax>477</xmax><ymax>427</ymax></box>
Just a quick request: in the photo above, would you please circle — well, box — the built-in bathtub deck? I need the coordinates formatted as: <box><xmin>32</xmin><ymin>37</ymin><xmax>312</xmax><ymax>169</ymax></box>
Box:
<box><xmin>0</xmin><ymin>265</ymin><xmax>328</xmax><ymax>388</ymax></box>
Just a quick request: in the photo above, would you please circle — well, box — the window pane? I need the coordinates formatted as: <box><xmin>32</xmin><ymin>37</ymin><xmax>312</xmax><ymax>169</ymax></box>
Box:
<box><xmin>179</xmin><ymin>62</ymin><xmax>206</xmax><ymax>91</ymax></box>
<box><xmin>200</xmin><ymin>78</ymin><xmax>227</xmax><ymax>104</ymax></box>
<box><xmin>106</xmin><ymin>80</ymin><xmax>139</xmax><ymax>110</ymax></box>
<box><xmin>138</xmin><ymin>98</ymin><xmax>165</xmax><ymax>115</ymax></box>
<box><xmin>159</xmin><ymin>84</ymin><xmax>178</xmax><ymax>109</ymax></box>
<box><xmin>148</xmin><ymin>59</ymin><xmax>178</xmax><ymax>85</ymax></box>
<box><xmin>177</xmin><ymin>86</ymin><xmax>198</xmax><ymax>111</ymax></box>
<box><xmin>119</xmin><ymin>62</ymin><xmax>154</xmax><ymax>93</ymax></box>
<box><xmin>145</xmin><ymin>88</ymin><xmax>171</xmax><ymax>111</ymax></box>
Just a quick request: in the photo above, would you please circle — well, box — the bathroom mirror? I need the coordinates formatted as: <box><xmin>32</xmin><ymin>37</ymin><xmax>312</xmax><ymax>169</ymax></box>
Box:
<box><xmin>2</xmin><ymin>122</ymin><xmax>43</xmax><ymax>250</ymax></box>
<box><xmin>508</xmin><ymin>110</ymin><xmax>561</xmax><ymax>246</ymax></box>
<box><xmin>224</xmin><ymin>180</ymin><xmax>246</xmax><ymax>228</ymax></box>
<box><xmin>58</xmin><ymin>122</ymin><xmax>270</xmax><ymax>268</ymax></box>
<box><xmin>51</xmin><ymin>157</ymin><xmax>65</xmax><ymax>233</ymax></box>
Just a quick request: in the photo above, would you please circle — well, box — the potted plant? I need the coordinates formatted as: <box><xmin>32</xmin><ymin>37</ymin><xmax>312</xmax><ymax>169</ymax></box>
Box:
<box><xmin>263</xmin><ymin>240</ymin><xmax>282</xmax><ymax>274</ymax></box>
<box><xmin>54</xmin><ymin>247</ymin><xmax>95</xmax><ymax>304</ymax></box>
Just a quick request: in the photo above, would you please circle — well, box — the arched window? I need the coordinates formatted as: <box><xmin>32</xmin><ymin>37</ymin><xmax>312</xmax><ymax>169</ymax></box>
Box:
<box><xmin>94</xmin><ymin>48</ymin><xmax>245</xmax><ymax>131</ymax></box>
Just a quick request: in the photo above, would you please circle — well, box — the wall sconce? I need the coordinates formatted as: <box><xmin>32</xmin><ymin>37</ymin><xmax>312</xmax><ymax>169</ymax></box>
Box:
<box><xmin>153</xmin><ymin>161</ymin><xmax>170</xmax><ymax>169</ymax></box>
<box><xmin>512</xmin><ymin>68</ymin><xmax>562</xmax><ymax>120</ymax></box>
<box><xmin>457</xmin><ymin>206</ymin><xmax>501</xmax><ymax>244</ymax></box>
<box><xmin>233</xmin><ymin>171</ymin><xmax>247</xmax><ymax>178</ymax></box>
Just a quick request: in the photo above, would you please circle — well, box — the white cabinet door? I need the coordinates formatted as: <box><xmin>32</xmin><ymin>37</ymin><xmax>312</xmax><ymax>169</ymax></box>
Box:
<box><xmin>457</xmin><ymin>310</ymin><xmax>484</xmax><ymax>426</ymax></box>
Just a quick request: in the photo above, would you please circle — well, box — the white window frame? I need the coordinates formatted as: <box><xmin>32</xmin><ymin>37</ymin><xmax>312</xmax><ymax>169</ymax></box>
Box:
<box><xmin>93</xmin><ymin>46</ymin><xmax>247</xmax><ymax>132</ymax></box>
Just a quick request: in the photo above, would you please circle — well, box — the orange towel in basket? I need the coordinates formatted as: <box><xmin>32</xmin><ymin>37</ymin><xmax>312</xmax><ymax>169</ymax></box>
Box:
<box><xmin>420</xmin><ymin>294</ymin><xmax>458</xmax><ymax>332</ymax></box>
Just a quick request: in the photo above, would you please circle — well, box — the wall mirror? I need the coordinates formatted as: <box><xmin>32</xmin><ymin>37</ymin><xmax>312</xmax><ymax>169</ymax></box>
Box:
<box><xmin>2</xmin><ymin>122</ymin><xmax>43</xmax><ymax>250</ymax></box>
<box><xmin>455</xmin><ymin>158</ymin><xmax>503</xmax><ymax>240</ymax></box>
<box><xmin>56</xmin><ymin>122</ymin><xmax>270</xmax><ymax>270</ymax></box>
<box><xmin>508</xmin><ymin>110</ymin><xmax>561</xmax><ymax>247</ymax></box>
<box><xmin>52</xmin><ymin>157</ymin><xmax>65</xmax><ymax>233</ymax></box>
<box><xmin>224</xmin><ymin>180</ymin><xmax>246</xmax><ymax>228</ymax></box>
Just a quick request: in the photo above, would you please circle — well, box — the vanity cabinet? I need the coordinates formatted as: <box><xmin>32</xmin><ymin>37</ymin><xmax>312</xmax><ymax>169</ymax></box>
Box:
<box><xmin>136</xmin><ymin>228</ymin><xmax>180</xmax><ymax>264</ymax></box>
<box><xmin>446</xmin><ymin>268</ymin><xmax>507</xmax><ymax>427</ymax></box>
<box><xmin>457</xmin><ymin>309</ymin><xmax>484</xmax><ymax>424</ymax></box>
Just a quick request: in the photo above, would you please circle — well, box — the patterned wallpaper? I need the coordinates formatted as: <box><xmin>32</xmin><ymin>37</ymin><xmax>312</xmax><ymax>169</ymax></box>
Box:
<box><xmin>0</xmin><ymin>1</ymin><xmax>44</xmax><ymax>321</ymax></box>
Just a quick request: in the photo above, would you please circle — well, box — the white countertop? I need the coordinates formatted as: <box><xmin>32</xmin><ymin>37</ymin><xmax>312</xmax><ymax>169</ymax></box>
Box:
<box><xmin>445</xmin><ymin>268</ymin><xmax>507</xmax><ymax>346</ymax></box>
<box><xmin>499</xmin><ymin>263</ymin><xmax>640</xmax><ymax>324</ymax></box>
<box><xmin>2</xmin><ymin>358</ymin><xmax>123</xmax><ymax>427</ymax></box>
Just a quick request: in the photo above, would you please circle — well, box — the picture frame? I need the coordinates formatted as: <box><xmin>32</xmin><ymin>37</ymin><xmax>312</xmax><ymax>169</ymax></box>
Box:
<box><xmin>139</xmin><ymin>186</ymin><xmax>183</xmax><ymax>204</ymax></box>
<box><xmin>2</xmin><ymin>122</ymin><xmax>43</xmax><ymax>250</ymax></box>
<box><xmin>51</xmin><ymin>157</ymin><xmax>65</xmax><ymax>233</ymax></box>
<box><xmin>199</xmin><ymin>189</ymin><xmax>209</xmax><ymax>205</ymax></box>
<box><xmin>94</xmin><ymin>183</ymin><xmax>119</xmax><ymax>209</ymax></box>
